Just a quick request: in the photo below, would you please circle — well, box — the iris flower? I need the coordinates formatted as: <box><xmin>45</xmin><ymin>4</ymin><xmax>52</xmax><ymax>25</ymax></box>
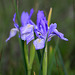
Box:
<box><xmin>6</xmin><ymin>13</ymin><xmax>19</xmax><ymax>42</ymax></box>
<box><xmin>33</xmin><ymin>10</ymin><xmax>68</xmax><ymax>50</ymax></box>
<box><xmin>20</xmin><ymin>8</ymin><xmax>35</xmax><ymax>44</ymax></box>
<box><xmin>6</xmin><ymin>8</ymin><xmax>34</xmax><ymax>44</ymax></box>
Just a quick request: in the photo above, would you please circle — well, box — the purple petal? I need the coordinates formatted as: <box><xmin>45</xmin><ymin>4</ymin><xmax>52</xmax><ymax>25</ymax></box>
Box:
<box><xmin>37</xmin><ymin>10</ymin><xmax>44</xmax><ymax>26</ymax></box>
<box><xmin>37</xmin><ymin>10</ymin><xmax>48</xmax><ymax>32</ymax></box>
<box><xmin>47</xmin><ymin>34</ymin><xmax>55</xmax><ymax>41</ymax></box>
<box><xmin>40</xmin><ymin>19</ymin><xmax>47</xmax><ymax>34</ymax></box>
<box><xmin>33</xmin><ymin>38</ymin><xmax>45</xmax><ymax>50</ymax></box>
<box><xmin>29</xmin><ymin>8</ymin><xmax>34</xmax><ymax>18</ymax></box>
<box><xmin>13</xmin><ymin>13</ymin><xmax>19</xmax><ymax>28</ymax></box>
<box><xmin>21</xmin><ymin>34</ymin><xmax>26</xmax><ymax>41</ymax></box>
<box><xmin>53</xmin><ymin>29</ymin><xmax>68</xmax><ymax>41</ymax></box>
<box><xmin>13</xmin><ymin>13</ymin><xmax>16</xmax><ymax>23</ymax></box>
<box><xmin>6</xmin><ymin>28</ymin><xmax>19</xmax><ymax>42</ymax></box>
<box><xmin>49</xmin><ymin>23</ymin><xmax>57</xmax><ymax>34</ymax></box>
<box><xmin>20</xmin><ymin>24</ymin><xmax>34</xmax><ymax>34</ymax></box>
<box><xmin>26</xmin><ymin>31</ymin><xmax>34</xmax><ymax>44</ymax></box>
<box><xmin>28</xmin><ymin>20</ymin><xmax>35</xmax><ymax>25</ymax></box>
<box><xmin>21</xmin><ymin>11</ymin><xmax>29</xmax><ymax>26</ymax></box>
<box><xmin>14</xmin><ymin>23</ymin><xmax>19</xmax><ymax>29</ymax></box>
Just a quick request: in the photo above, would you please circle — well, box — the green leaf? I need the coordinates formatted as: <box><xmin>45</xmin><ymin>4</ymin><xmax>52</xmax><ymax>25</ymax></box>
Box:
<box><xmin>30</xmin><ymin>41</ymin><xmax>35</xmax><ymax>69</ymax></box>
<box><xmin>57</xmin><ymin>47</ymin><xmax>68</xmax><ymax>75</ymax></box>
<box><xmin>48</xmin><ymin>38</ymin><xmax>59</xmax><ymax>75</ymax></box>
<box><xmin>24</xmin><ymin>41</ymin><xmax>29</xmax><ymax>68</ymax></box>
<box><xmin>43</xmin><ymin>44</ymin><xmax>47</xmax><ymax>75</ymax></box>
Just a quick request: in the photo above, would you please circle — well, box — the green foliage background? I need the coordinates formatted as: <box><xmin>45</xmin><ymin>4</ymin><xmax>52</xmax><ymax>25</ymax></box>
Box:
<box><xmin>0</xmin><ymin>0</ymin><xmax>75</xmax><ymax>75</ymax></box>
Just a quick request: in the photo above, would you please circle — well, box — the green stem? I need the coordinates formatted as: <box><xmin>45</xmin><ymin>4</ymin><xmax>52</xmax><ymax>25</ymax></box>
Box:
<box><xmin>43</xmin><ymin>44</ymin><xmax>47</xmax><ymax>75</ymax></box>
<box><xmin>28</xmin><ymin>68</ymin><xmax>31</xmax><ymax>75</ymax></box>
<box><xmin>14</xmin><ymin>0</ymin><xmax>27</xmax><ymax>74</ymax></box>
<box><xmin>39</xmin><ymin>47</ymin><xmax>45</xmax><ymax>75</ymax></box>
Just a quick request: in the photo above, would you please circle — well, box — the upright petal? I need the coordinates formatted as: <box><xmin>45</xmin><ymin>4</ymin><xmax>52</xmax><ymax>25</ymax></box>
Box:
<box><xmin>33</xmin><ymin>38</ymin><xmax>45</xmax><ymax>50</ymax></box>
<box><xmin>37</xmin><ymin>10</ymin><xmax>44</xmax><ymax>26</ymax></box>
<box><xmin>13</xmin><ymin>13</ymin><xmax>19</xmax><ymax>28</ymax></box>
<box><xmin>21</xmin><ymin>11</ymin><xmax>29</xmax><ymax>26</ymax></box>
<box><xmin>53</xmin><ymin>29</ymin><xmax>68</xmax><ymax>41</ymax></box>
<box><xmin>13</xmin><ymin>13</ymin><xmax>16</xmax><ymax>23</ymax></box>
<box><xmin>29</xmin><ymin>8</ymin><xmax>34</xmax><ymax>18</ymax></box>
<box><xmin>21</xmin><ymin>34</ymin><xmax>27</xmax><ymax>41</ymax></box>
<box><xmin>49</xmin><ymin>23</ymin><xmax>57</xmax><ymax>34</ymax></box>
<box><xmin>6</xmin><ymin>28</ymin><xmax>19</xmax><ymax>42</ymax></box>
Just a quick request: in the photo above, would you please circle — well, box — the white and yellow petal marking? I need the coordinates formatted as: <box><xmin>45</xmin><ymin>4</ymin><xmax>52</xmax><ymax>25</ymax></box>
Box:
<box><xmin>37</xmin><ymin>39</ymin><xmax>41</xmax><ymax>43</ymax></box>
<box><xmin>33</xmin><ymin>38</ymin><xmax>45</xmax><ymax>50</ymax></box>
<box><xmin>27</xmin><ymin>24</ymin><xmax>31</xmax><ymax>28</ymax></box>
<box><xmin>6</xmin><ymin>28</ymin><xmax>19</xmax><ymax>42</ymax></box>
<box><xmin>20</xmin><ymin>24</ymin><xmax>34</xmax><ymax>34</ymax></box>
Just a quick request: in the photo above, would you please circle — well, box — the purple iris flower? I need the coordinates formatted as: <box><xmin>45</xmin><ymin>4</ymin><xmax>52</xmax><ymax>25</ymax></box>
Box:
<box><xmin>20</xmin><ymin>8</ymin><xmax>35</xmax><ymax>44</ymax></box>
<box><xmin>33</xmin><ymin>10</ymin><xmax>68</xmax><ymax>50</ymax></box>
<box><xmin>6</xmin><ymin>13</ymin><xmax>19</xmax><ymax>42</ymax></box>
<box><xmin>6</xmin><ymin>8</ymin><xmax>35</xmax><ymax>44</ymax></box>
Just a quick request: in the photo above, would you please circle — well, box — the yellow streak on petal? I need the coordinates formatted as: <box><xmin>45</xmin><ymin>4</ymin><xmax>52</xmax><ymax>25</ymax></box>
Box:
<box><xmin>48</xmin><ymin>8</ymin><xmax>52</xmax><ymax>27</ymax></box>
<box><xmin>38</xmin><ymin>39</ymin><xmax>41</xmax><ymax>43</ymax></box>
<box><xmin>27</xmin><ymin>25</ymin><xmax>31</xmax><ymax>28</ymax></box>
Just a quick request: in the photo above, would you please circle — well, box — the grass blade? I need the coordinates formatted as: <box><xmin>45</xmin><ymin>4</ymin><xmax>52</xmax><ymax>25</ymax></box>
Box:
<box><xmin>57</xmin><ymin>47</ymin><xmax>68</xmax><ymax>75</ymax></box>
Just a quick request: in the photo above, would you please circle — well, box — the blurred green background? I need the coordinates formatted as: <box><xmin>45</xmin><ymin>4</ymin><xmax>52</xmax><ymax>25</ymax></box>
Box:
<box><xmin>0</xmin><ymin>0</ymin><xmax>75</xmax><ymax>75</ymax></box>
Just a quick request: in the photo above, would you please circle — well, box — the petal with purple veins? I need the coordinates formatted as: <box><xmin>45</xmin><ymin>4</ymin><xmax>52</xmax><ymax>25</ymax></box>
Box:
<box><xmin>21</xmin><ymin>34</ymin><xmax>27</xmax><ymax>41</ymax></box>
<box><xmin>20</xmin><ymin>24</ymin><xmax>34</xmax><ymax>34</ymax></box>
<box><xmin>53</xmin><ymin>29</ymin><xmax>68</xmax><ymax>41</ymax></box>
<box><xmin>37</xmin><ymin>10</ymin><xmax>44</xmax><ymax>26</ymax></box>
<box><xmin>26</xmin><ymin>31</ymin><xmax>34</xmax><ymax>44</ymax></box>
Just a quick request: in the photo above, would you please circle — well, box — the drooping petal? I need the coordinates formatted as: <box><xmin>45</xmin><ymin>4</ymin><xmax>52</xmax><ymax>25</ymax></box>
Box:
<box><xmin>33</xmin><ymin>38</ymin><xmax>45</xmax><ymax>50</ymax></box>
<box><xmin>53</xmin><ymin>29</ymin><xmax>68</xmax><ymax>41</ymax></box>
<box><xmin>26</xmin><ymin>31</ymin><xmax>34</xmax><ymax>44</ymax></box>
<box><xmin>6</xmin><ymin>28</ymin><xmax>19</xmax><ymax>42</ymax></box>
<box><xmin>29</xmin><ymin>8</ymin><xmax>34</xmax><ymax>18</ymax></box>
<box><xmin>47</xmin><ymin>34</ymin><xmax>55</xmax><ymax>41</ymax></box>
<box><xmin>49</xmin><ymin>23</ymin><xmax>57</xmax><ymax>34</ymax></box>
<box><xmin>20</xmin><ymin>24</ymin><xmax>34</xmax><ymax>34</ymax></box>
<box><xmin>21</xmin><ymin>34</ymin><xmax>27</xmax><ymax>41</ymax></box>
<box><xmin>21</xmin><ymin>11</ymin><xmax>29</xmax><ymax>26</ymax></box>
